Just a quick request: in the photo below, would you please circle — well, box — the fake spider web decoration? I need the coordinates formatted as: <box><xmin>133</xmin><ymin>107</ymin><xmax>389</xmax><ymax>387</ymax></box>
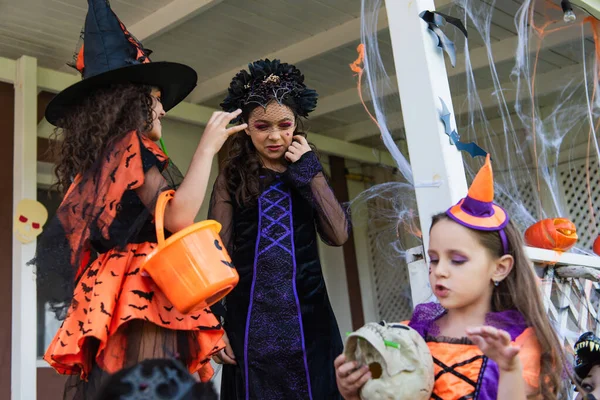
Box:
<box><xmin>351</xmin><ymin>0</ymin><xmax>600</xmax><ymax>259</ymax></box>
<box><xmin>559</xmin><ymin>160</ymin><xmax>600</xmax><ymax>252</ymax></box>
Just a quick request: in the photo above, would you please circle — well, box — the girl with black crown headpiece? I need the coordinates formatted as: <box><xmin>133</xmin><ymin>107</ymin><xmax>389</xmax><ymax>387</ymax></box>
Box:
<box><xmin>208</xmin><ymin>59</ymin><xmax>351</xmax><ymax>399</ymax></box>
<box><xmin>31</xmin><ymin>1</ymin><xmax>247</xmax><ymax>398</ymax></box>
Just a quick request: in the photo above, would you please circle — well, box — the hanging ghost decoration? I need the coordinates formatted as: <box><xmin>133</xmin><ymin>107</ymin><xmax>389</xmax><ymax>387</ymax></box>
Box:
<box><xmin>344</xmin><ymin>322</ymin><xmax>434</xmax><ymax>400</ymax></box>
<box><xmin>14</xmin><ymin>199</ymin><xmax>48</xmax><ymax>244</ymax></box>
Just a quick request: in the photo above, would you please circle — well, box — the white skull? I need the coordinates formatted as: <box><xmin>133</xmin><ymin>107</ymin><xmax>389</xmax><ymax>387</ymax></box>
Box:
<box><xmin>344</xmin><ymin>322</ymin><xmax>434</xmax><ymax>400</ymax></box>
<box><xmin>14</xmin><ymin>199</ymin><xmax>48</xmax><ymax>244</ymax></box>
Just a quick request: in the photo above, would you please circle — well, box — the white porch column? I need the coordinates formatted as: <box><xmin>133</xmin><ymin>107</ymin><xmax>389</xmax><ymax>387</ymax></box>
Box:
<box><xmin>384</xmin><ymin>0</ymin><xmax>468</xmax><ymax>250</ymax></box>
<box><xmin>12</xmin><ymin>55</ymin><xmax>38</xmax><ymax>400</ymax></box>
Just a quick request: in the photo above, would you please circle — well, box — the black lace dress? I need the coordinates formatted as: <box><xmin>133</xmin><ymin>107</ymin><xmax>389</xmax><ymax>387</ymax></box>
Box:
<box><xmin>208</xmin><ymin>151</ymin><xmax>350</xmax><ymax>400</ymax></box>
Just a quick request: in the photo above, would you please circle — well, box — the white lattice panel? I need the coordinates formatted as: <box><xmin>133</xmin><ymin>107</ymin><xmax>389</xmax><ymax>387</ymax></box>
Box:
<box><xmin>494</xmin><ymin>171</ymin><xmax>540</xmax><ymax>232</ymax></box>
<box><xmin>366</xmin><ymin>189</ymin><xmax>414</xmax><ymax>323</ymax></box>
<box><xmin>367</xmin><ymin>228</ymin><xmax>413</xmax><ymax>323</ymax></box>
<box><xmin>541</xmin><ymin>268</ymin><xmax>600</xmax><ymax>348</ymax></box>
<box><xmin>558</xmin><ymin>160</ymin><xmax>600</xmax><ymax>252</ymax></box>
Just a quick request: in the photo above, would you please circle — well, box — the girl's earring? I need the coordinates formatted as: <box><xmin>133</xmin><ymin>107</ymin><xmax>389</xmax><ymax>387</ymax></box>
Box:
<box><xmin>493</xmin><ymin>280</ymin><xmax>500</xmax><ymax>287</ymax></box>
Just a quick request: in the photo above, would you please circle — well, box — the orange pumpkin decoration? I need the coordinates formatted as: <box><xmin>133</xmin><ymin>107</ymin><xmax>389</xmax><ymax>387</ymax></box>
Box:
<box><xmin>524</xmin><ymin>218</ymin><xmax>578</xmax><ymax>252</ymax></box>
<box><xmin>593</xmin><ymin>235</ymin><xmax>600</xmax><ymax>256</ymax></box>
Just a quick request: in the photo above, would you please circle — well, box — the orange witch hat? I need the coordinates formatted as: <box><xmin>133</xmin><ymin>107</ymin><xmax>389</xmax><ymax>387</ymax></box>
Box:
<box><xmin>446</xmin><ymin>154</ymin><xmax>509</xmax><ymax>251</ymax></box>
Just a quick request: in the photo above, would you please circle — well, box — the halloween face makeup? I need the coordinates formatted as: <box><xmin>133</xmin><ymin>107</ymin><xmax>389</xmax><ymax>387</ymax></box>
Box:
<box><xmin>245</xmin><ymin>102</ymin><xmax>296</xmax><ymax>169</ymax></box>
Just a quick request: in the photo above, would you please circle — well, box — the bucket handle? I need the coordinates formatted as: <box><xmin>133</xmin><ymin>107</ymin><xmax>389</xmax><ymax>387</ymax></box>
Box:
<box><xmin>154</xmin><ymin>189</ymin><xmax>176</xmax><ymax>247</ymax></box>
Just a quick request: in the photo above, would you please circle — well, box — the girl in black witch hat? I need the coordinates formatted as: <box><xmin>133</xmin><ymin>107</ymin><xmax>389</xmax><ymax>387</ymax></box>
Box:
<box><xmin>207</xmin><ymin>59</ymin><xmax>350</xmax><ymax>399</ymax></box>
<box><xmin>31</xmin><ymin>1</ymin><xmax>247</xmax><ymax>398</ymax></box>
<box><xmin>575</xmin><ymin>332</ymin><xmax>600</xmax><ymax>399</ymax></box>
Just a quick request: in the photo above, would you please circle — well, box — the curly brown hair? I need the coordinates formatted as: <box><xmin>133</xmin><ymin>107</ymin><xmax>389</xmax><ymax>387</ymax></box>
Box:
<box><xmin>431</xmin><ymin>213</ymin><xmax>572</xmax><ymax>399</ymax></box>
<box><xmin>222</xmin><ymin>98</ymin><xmax>317</xmax><ymax>206</ymax></box>
<box><xmin>50</xmin><ymin>83</ymin><xmax>155</xmax><ymax>194</ymax></box>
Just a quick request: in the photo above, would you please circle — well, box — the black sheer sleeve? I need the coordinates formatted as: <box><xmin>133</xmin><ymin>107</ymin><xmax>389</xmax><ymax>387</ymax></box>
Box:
<box><xmin>283</xmin><ymin>151</ymin><xmax>351</xmax><ymax>246</ymax></box>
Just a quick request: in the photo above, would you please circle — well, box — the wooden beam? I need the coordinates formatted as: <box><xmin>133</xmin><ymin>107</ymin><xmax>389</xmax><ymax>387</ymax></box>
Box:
<box><xmin>335</xmin><ymin>63</ymin><xmax>584</xmax><ymax>142</ymax></box>
<box><xmin>37</xmin><ymin>92</ymin><xmax>54</xmax><ymax>124</ymax></box>
<box><xmin>313</xmin><ymin>22</ymin><xmax>590</xmax><ymax>119</ymax></box>
<box><xmin>186</xmin><ymin>14</ymin><xmax>389</xmax><ymax>104</ymax></box>
<box><xmin>0</xmin><ymin>81</ymin><xmax>15</xmax><ymax>400</ymax></box>
<box><xmin>329</xmin><ymin>156</ymin><xmax>364</xmax><ymax>330</ymax></box>
<box><xmin>37</xmin><ymin>137</ymin><xmax>55</xmax><ymax>164</ymax></box>
<box><xmin>384</xmin><ymin>0</ymin><xmax>469</xmax><ymax>248</ymax></box>
<box><xmin>129</xmin><ymin>0</ymin><xmax>224</xmax><ymax>42</ymax></box>
<box><xmin>0</xmin><ymin>56</ymin><xmax>396</xmax><ymax>167</ymax></box>
<box><xmin>12</xmin><ymin>54</ymin><xmax>38</xmax><ymax>400</ymax></box>
<box><xmin>572</xmin><ymin>0</ymin><xmax>600</xmax><ymax>20</ymax></box>
<box><xmin>0</xmin><ymin>57</ymin><xmax>15</xmax><ymax>85</ymax></box>
<box><xmin>37</xmin><ymin>66</ymin><xmax>77</xmax><ymax>94</ymax></box>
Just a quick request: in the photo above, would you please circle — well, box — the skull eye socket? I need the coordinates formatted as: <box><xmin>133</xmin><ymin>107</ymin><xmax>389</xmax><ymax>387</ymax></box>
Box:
<box><xmin>19</xmin><ymin>215</ymin><xmax>27</xmax><ymax>223</ymax></box>
<box><xmin>369</xmin><ymin>362</ymin><xmax>383</xmax><ymax>379</ymax></box>
<box><xmin>32</xmin><ymin>222</ymin><xmax>40</xmax><ymax>229</ymax></box>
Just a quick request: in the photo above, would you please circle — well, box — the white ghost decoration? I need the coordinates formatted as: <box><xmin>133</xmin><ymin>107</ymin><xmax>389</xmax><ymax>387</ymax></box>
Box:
<box><xmin>344</xmin><ymin>322</ymin><xmax>434</xmax><ymax>400</ymax></box>
<box><xmin>14</xmin><ymin>199</ymin><xmax>48</xmax><ymax>244</ymax></box>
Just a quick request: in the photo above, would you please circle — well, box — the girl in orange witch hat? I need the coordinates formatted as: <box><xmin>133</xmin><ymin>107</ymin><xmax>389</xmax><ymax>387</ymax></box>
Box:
<box><xmin>30</xmin><ymin>1</ymin><xmax>247</xmax><ymax>398</ymax></box>
<box><xmin>335</xmin><ymin>155</ymin><xmax>572</xmax><ymax>399</ymax></box>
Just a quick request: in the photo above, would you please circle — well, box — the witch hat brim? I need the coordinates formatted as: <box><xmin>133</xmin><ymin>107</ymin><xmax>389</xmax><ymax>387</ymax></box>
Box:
<box><xmin>447</xmin><ymin>200</ymin><xmax>508</xmax><ymax>231</ymax></box>
<box><xmin>446</xmin><ymin>154</ymin><xmax>509</xmax><ymax>231</ymax></box>
<box><xmin>45</xmin><ymin>61</ymin><xmax>197</xmax><ymax>126</ymax></box>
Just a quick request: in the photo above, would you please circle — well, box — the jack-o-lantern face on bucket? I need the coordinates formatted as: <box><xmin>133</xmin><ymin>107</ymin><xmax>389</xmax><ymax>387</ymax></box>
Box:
<box><xmin>524</xmin><ymin>218</ymin><xmax>578</xmax><ymax>252</ymax></box>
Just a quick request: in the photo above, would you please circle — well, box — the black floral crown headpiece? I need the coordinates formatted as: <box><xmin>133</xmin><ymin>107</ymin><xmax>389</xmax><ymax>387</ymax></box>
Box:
<box><xmin>220</xmin><ymin>59</ymin><xmax>318</xmax><ymax>120</ymax></box>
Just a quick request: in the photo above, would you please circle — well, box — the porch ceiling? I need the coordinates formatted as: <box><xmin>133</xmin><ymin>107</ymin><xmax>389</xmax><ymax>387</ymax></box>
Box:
<box><xmin>0</xmin><ymin>0</ymin><xmax>593</xmax><ymax>155</ymax></box>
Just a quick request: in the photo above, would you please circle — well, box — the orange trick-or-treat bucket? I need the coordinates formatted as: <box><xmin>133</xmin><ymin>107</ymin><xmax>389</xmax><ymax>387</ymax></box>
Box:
<box><xmin>142</xmin><ymin>190</ymin><xmax>239</xmax><ymax>314</ymax></box>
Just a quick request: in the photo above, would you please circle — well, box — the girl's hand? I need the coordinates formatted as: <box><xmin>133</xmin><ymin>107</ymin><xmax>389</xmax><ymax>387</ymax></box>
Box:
<box><xmin>334</xmin><ymin>354</ymin><xmax>371</xmax><ymax>400</ymax></box>
<box><xmin>285</xmin><ymin>135</ymin><xmax>312</xmax><ymax>163</ymax></box>
<box><xmin>466</xmin><ymin>326</ymin><xmax>521</xmax><ymax>372</ymax></box>
<box><xmin>198</xmin><ymin>109</ymin><xmax>248</xmax><ymax>156</ymax></box>
<box><xmin>212</xmin><ymin>331</ymin><xmax>237</xmax><ymax>365</ymax></box>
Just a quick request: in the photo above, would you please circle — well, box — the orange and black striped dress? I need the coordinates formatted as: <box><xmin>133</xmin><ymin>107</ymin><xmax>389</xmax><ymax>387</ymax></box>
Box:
<box><xmin>404</xmin><ymin>302</ymin><xmax>541</xmax><ymax>399</ymax></box>
<box><xmin>34</xmin><ymin>131</ymin><xmax>225</xmax><ymax>394</ymax></box>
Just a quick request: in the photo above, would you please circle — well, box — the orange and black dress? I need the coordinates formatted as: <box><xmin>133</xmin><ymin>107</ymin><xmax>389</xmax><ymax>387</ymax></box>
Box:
<box><xmin>33</xmin><ymin>131</ymin><xmax>225</xmax><ymax>399</ymax></box>
<box><xmin>405</xmin><ymin>302</ymin><xmax>541</xmax><ymax>400</ymax></box>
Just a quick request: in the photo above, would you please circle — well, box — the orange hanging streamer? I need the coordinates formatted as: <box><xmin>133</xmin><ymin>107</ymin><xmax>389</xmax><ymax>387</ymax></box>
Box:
<box><xmin>75</xmin><ymin>44</ymin><xmax>85</xmax><ymax>73</ymax></box>
<box><xmin>349</xmin><ymin>44</ymin><xmax>382</xmax><ymax>132</ymax></box>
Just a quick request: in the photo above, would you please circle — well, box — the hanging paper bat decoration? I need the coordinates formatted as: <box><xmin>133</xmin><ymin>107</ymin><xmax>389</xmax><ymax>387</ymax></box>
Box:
<box><xmin>439</xmin><ymin>98</ymin><xmax>488</xmax><ymax>158</ymax></box>
<box><xmin>419</xmin><ymin>10</ymin><xmax>468</xmax><ymax>68</ymax></box>
<box><xmin>448</xmin><ymin>131</ymin><xmax>488</xmax><ymax>158</ymax></box>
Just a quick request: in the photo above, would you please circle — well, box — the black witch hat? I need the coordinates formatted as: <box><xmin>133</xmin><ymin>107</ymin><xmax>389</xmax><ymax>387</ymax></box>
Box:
<box><xmin>45</xmin><ymin>0</ymin><xmax>197</xmax><ymax>126</ymax></box>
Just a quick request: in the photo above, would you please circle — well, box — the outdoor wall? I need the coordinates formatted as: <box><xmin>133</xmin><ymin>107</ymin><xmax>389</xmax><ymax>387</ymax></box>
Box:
<box><xmin>0</xmin><ymin>81</ymin><xmax>14</xmax><ymax>400</ymax></box>
<box><xmin>159</xmin><ymin>118</ymin><xmax>220</xmax><ymax>222</ymax></box>
<box><xmin>347</xmin><ymin>179</ymin><xmax>378</xmax><ymax>324</ymax></box>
